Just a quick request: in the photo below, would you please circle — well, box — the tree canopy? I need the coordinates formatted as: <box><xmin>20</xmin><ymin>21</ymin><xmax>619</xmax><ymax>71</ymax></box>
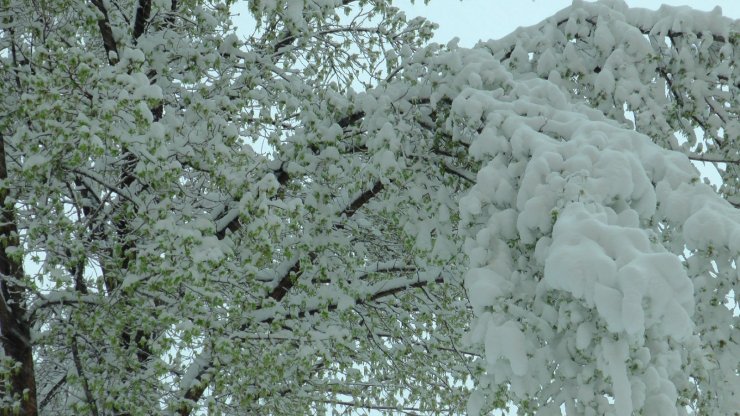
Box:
<box><xmin>0</xmin><ymin>0</ymin><xmax>737</xmax><ymax>415</ymax></box>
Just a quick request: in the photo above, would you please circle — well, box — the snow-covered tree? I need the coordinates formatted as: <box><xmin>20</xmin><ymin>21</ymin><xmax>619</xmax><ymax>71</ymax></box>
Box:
<box><xmin>0</xmin><ymin>0</ymin><xmax>736</xmax><ymax>415</ymax></box>
<box><xmin>459</xmin><ymin>3</ymin><xmax>738</xmax><ymax>415</ymax></box>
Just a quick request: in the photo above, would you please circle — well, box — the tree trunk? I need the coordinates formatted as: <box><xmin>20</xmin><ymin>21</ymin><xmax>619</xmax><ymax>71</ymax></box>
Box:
<box><xmin>0</xmin><ymin>135</ymin><xmax>37</xmax><ymax>415</ymax></box>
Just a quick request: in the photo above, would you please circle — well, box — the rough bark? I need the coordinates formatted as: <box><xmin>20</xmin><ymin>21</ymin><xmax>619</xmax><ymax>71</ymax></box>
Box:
<box><xmin>0</xmin><ymin>135</ymin><xmax>37</xmax><ymax>415</ymax></box>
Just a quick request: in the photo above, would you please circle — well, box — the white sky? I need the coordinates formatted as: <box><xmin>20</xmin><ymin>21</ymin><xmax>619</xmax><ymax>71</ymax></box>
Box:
<box><xmin>400</xmin><ymin>0</ymin><xmax>740</xmax><ymax>46</ymax></box>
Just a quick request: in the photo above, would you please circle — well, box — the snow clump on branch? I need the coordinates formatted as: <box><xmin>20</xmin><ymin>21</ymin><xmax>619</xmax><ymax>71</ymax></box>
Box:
<box><xmin>436</xmin><ymin>8</ymin><xmax>740</xmax><ymax>414</ymax></box>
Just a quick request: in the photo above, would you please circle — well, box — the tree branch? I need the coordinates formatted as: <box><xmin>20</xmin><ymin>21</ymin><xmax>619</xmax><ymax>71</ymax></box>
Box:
<box><xmin>38</xmin><ymin>375</ymin><xmax>66</xmax><ymax>411</ymax></box>
<box><xmin>71</xmin><ymin>335</ymin><xmax>99</xmax><ymax>416</ymax></box>
<box><xmin>341</xmin><ymin>181</ymin><xmax>384</xmax><ymax>218</ymax></box>
<box><xmin>266</xmin><ymin>180</ymin><xmax>384</xmax><ymax>308</ymax></box>
<box><xmin>133</xmin><ymin>0</ymin><xmax>152</xmax><ymax>40</ymax></box>
<box><xmin>90</xmin><ymin>0</ymin><xmax>119</xmax><ymax>64</ymax></box>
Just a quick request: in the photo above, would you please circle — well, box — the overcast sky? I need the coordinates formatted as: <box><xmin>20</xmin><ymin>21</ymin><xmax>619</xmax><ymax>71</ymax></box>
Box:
<box><xmin>400</xmin><ymin>0</ymin><xmax>740</xmax><ymax>46</ymax></box>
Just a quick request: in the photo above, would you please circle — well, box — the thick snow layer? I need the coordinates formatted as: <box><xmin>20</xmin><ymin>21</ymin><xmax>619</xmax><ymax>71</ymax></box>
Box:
<box><xmin>465</xmin><ymin>268</ymin><xmax>511</xmax><ymax>314</ymax></box>
<box><xmin>602</xmin><ymin>339</ymin><xmax>632</xmax><ymax>416</ymax></box>
<box><xmin>485</xmin><ymin>320</ymin><xmax>529</xmax><ymax>377</ymax></box>
<box><xmin>452</xmin><ymin>11</ymin><xmax>740</xmax><ymax>411</ymax></box>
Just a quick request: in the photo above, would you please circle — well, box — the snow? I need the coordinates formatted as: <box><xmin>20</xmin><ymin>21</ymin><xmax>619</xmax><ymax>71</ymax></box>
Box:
<box><xmin>575</xmin><ymin>322</ymin><xmax>593</xmax><ymax>350</ymax></box>
<box><xmin>455</xmin><ymin>4</ymin><xmax>739</xmax><ymax>411</ymax></box>
<box><xmin>123</xmin><ymin>47</ymin><xmax>145</xmax><ymax>63</ymax></box>
<box><xmin>683</xmin><ymin>202</ymin><xmax>737</xmax><ymax>249</ymax></box>
<box><xmin>459</xmin><ymin>193</ymin><xmax>482</xmax><ymax>220</ymax></box>
<box><xmin>594</xmin><ymin>282</ymin><xmax>624</xmax><ymax>333</ymax></box>
<box><xmin>594</xmin><ymin>20</ymin><xmax>616</xmax><ymax>53</ymax></box>
<box><xmin>536</xmin><ymin>48</ymin><xmax>558</xmax><ymax>76</ymax></box>
<box><xmin>544</xmin><ymin>232</ymin><xmax>618</xmax><ymax>303</ymax></box>
<box><xmin>415</xmin><ymin>226</ymin><xmax>432</xmax><ymax>251</ymax></box>
<box><xmin>12</xmin><ymin>0</ymin><xmax>738</xmax><ymax>413</ymax></box>
<box><xmin>485</xmin><ymin>320</ymin><xmax>529</xmax><ymax>377</ymax></box>
<box><xmin>465</xmin><ymin>268</ymin><xmax>511</xmax><ymax>313</ymax></box>
<box><xmin>466</xmin><ymin>391</ymin><xmax>485</xmax><ymax>416</ymax></box>
<box><xmin>602</xmin><ymin>339</ymin><xmax>632</xmax><ymax>416</ymax></box>
<box><xmin>23</xmin><ymin>153</ymin><xmax>50</xmax><ymax>170</ymax></box>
